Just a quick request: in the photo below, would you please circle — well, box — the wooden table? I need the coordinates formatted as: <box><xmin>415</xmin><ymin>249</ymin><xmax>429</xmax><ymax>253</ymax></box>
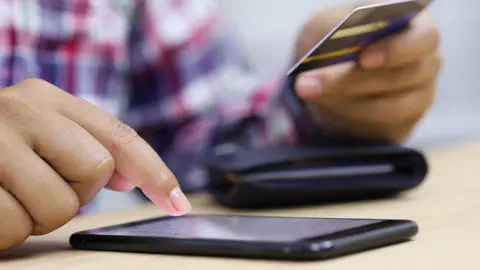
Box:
<box><xmin>1</xmin><ymin>140</ymin><xmax>480</xmax><ymax>270</ymax></box>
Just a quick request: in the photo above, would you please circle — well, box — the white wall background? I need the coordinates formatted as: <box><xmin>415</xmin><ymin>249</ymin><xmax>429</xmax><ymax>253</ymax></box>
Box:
<box><xmin>95</xmin><ymin>0</ymin><xmax>480</xmax><ymax>214</ymax></box>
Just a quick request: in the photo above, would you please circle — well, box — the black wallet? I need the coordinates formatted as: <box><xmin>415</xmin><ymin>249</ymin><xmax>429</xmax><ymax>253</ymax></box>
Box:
<box><xmin>203</xmin><ymin>144</ymin><xmax>428</xmax><ymax>208</ymax></box>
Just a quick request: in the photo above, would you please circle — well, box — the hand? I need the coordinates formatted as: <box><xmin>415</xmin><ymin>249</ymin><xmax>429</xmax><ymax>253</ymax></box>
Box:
<box><xmin>293</xmin><ymin>1</ymin><xmax>442</xmax><ymax>143</ymax></box>
<box><xmin>0</xmin><ymin>79</ymin><xmax>191</xmax><ymax>250</ymax></box>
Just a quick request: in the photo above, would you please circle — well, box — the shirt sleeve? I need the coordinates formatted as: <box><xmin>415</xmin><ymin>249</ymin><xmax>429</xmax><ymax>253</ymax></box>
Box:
<box><xmin>122</xmin><ymin>0</ymin><xmax>312</xmax><ymax>191</ymax></box>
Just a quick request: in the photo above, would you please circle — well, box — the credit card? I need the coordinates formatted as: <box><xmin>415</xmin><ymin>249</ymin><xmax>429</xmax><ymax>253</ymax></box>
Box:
<box><xmin>287</xmin><ymin>0</ymin><xmax>433</xmax><ymax>76</ymax></box>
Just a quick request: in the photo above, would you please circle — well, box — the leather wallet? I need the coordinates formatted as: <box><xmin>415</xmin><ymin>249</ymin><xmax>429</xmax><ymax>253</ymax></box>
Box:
<box><xmin>202</xmin><ymin>144</ymin><xmax>428</xmax><ymax>208</ymax></box>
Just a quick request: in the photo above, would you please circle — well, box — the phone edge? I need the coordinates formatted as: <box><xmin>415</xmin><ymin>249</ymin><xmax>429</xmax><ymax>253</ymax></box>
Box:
<box><xmin>69</xmin><ymin>220</ymin><xmax>418</xmax><ymax>261</ymax></box>
<box><xmin>300</xmin><ymin>220</ymin><xmax>419</xmax><ymax>260</ymax></box>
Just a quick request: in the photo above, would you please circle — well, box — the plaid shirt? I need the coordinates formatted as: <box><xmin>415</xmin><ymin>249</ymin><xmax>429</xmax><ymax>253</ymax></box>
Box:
<box><xmin>0</xmin><ymin>0</ymin><xmax>307</xmax><ymax>193</ymax></box>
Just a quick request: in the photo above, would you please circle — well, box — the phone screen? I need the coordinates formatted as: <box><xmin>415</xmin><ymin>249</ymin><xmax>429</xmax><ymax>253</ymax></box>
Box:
<box><xmin>86</xmin><ymin>215</ymin><xmax>383</xmax><ymax>242</ymax></box>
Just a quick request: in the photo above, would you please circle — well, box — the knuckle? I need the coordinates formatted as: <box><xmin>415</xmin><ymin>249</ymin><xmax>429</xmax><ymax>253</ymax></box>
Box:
<box><xmin>424</xmin><ymin>83</ymin><xmax>436</xmax><ymax>105</ymax></box>
<box><xmin>56</xmin><ymin>194</ymin><xmax>80</xmax><ymax>224</ymax></box>
<box><xmin>32</xmin><ymin>194</ymin><xmax>79</xmax><ymax>235</ymax></box>
<box><xmin>15</xmin><ymin>78</ymin><xmax>65</xmax><ymax>108</ymax></box>
<box><xmin>410</xmin><ymin>60</ymin><xmax>430</xmax><ymax>85</ymax></box>
<box><xmin>17</xmin><ymin>78</ymin><xmax>55</xmax><ymax>92</ymax></box>
<box><xmin>56</xmin><ymin>124</ymin><xmax>115</xmax><ymax>185</ymax></box>
<box><xmin>362</xmin><ymin>96</ymin><xmax>417</xmax><ymax>129</ymax></box>
<box><xmin>0</xmin><ymin>89</ymin><xmax>27</xmax><ymax>113</ymax></box>
<box><xmin>391</xmin><ymin>66</ymin><xmax>411</xmax><ymax>85</ymax></box>
<box><xmin>432</xmin><ymin>52</ymin><xmax>443</xmax><ymax>74</ymax></box>
<box><xmin>419</xmin><ymin>83</ymin><xmax>436</xmax><ymax>117</ymax></box>
<box><xmin>423</xmin><ymin>14</ymin><xmax>440</xmax><ymax>47</ymax></box>
<box><xmin>365</xmin><ymin>99</ymin><xmax>396</xmax><ymax>126</ymax></box>
<box><xmin>417</xmin><ymin>53</ymin><xmax>442</xmax><ymax>84</ymax></box>
<box><xmin>398</xmin><ymin>87</ymin><xmax>434</xmax><ymax>129</ymax></box>
<box><xmin>156</xmin><ymin>165</ymin><xmax>173</xmax><ymax>184</ymax></box>
<box><xmin>404</xmin><ymin>104</ymin><xmax>426</xmax><ymax>127</ymax></box>
<box><xmin>0</xmin><ymin>229</ymin><xmax>30</xmax><ymax>250</ymax></box>
<box><xmin>385</xmin><ymin>127</ymin><xmax>412</xmax><ymax>144</ymax></box>
<box><xmin>137</xmin><ymin>163</ymin><xmax>175</xmax><ymax>191</ymax></box>
<box><xmin>0</xmin><ymin>202</ymin><xmax>33</xmax><ymax>250</ymax></box>
<box><xmin>92</xmin><ymin>154</ymin><xmax>115</xmax><ymax>183</ymax></box>
<box><xmin>0</xmin><ymin>87</ymin><xmax>42</xmax><ymax>126</ymax></box>
<box><xmin>110</xmin><ymin>119</ymin><xmax>140</xmax><ymax>150</ymax></box>
<box><xmin>403</xmin><ymin>113</ymin><xmax>424</xmax><ymax>130</ymax></box>
<box><xmin>430</xmin><ymin>26</ymin><xmax>441</xmax><ymax>49</ymax></box>
<box><xmin>73</xmin><ymin>155</ymin><xmax>114</xmax><ymax>206</ymax></box>
<box><xmin>58</xmin><ymin>119</ymin><xmax>86</xmax><ymax>141</ymax></box>
<box><xmin>0</xmin><ymin>127</ymin><xmax>19</xmax><ymax>151</ymax></box>
<box><xmin>72</xmin><ymin>152</ymin><xmax>115</xmax><ymax>188</ymax></box>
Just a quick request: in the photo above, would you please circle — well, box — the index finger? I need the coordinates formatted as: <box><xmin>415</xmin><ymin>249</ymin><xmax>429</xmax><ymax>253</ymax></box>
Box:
<box><xmin>49</xmin><ymin>86</ymin><xmax>191</xmax><ymax>216</ymax></box>
<box><xmin>360</xmin><ymin>13</ymin><xmax>440</xmax><ymax>69</ymax></box>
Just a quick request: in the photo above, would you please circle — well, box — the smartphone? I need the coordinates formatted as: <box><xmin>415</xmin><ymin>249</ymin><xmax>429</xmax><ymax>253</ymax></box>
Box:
<box><xmin>70</xmin><ymin>214</ymin><xmax>418</xmax><ymax>260</ymax></box>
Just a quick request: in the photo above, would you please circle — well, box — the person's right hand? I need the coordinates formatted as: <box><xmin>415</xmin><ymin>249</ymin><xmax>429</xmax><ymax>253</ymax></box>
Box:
<box><xmin>0</xmin><ymin>79</ymin><xmax>191</xmax><ymax>250</ymax></box>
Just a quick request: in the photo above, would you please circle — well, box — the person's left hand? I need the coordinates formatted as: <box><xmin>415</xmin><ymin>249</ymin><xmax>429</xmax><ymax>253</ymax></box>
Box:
<box><xmin>293</xmin><ymin>1</ymin><xmax>442</xmax><ymax>143</ymax></box>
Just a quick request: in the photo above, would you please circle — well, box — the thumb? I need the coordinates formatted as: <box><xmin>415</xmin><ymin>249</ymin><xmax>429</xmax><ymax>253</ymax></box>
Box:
<box><xmin>294</xmin><ymin>63</ymin><xmax>354</xmax><ymax>100</ymax></box>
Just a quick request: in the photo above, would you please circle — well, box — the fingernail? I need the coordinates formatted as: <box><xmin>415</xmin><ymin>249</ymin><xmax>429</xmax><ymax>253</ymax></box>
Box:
<box><xmin>362</xmin><ymin>51</ymin><xmax>385</xmax><ymax>68</ymax></box>
<box><xmin>169</xmin><ymin>187</ymin><xmax>191</xmax><ymax>215</ymax></box>
<box><xmin>296</xmin><ymin>73</ymin><xmax>322</xmax><ymax>97</ymax></box>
